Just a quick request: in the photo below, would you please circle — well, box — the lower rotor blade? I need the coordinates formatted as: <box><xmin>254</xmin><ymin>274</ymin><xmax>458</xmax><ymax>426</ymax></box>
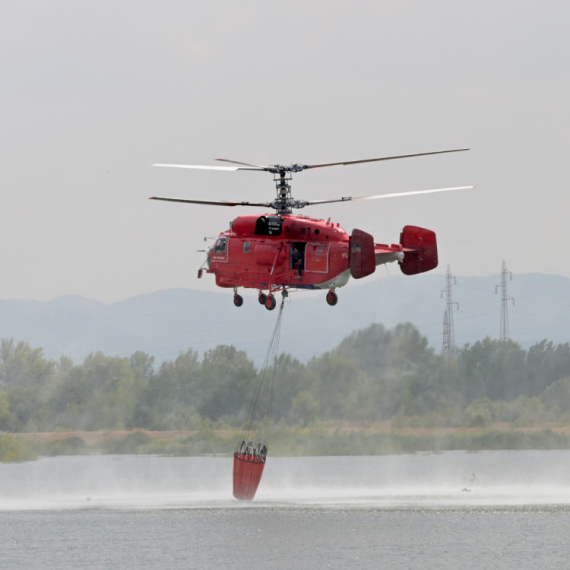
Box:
<box><xmin>305</xmin><ymin>185</ymin><xmax>474</xmax><ymax>206</ymax></box>
<box><xmin>150</xmin><ymin>196</ymin><xmax>272</xmax><ymax>207</ymax></box>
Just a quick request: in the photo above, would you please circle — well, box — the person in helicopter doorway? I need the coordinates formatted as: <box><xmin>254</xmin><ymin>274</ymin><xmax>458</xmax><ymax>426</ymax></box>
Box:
<box><xmin>291</xmin><ymin>243</ymin><xmax>304</xmax><ymax>277</ymax></box>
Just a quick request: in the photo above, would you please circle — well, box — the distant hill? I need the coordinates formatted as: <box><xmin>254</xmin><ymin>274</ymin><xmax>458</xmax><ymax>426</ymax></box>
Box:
<box><xmin>0</xmin><ymin>273</ymin><xmax>567</xmax><ymax>365</ymax></box>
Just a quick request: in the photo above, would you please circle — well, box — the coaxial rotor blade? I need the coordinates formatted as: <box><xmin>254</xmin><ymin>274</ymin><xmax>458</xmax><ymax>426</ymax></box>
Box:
<box><xmin>304</xmin><ymin>185</ymin><xmax>475</xmax><ymax>206</ymax></box>
<box><xmin>150</xmin><ymin>196</ymin><xmax>272</xmax><ymax>207</ymax></box>
<box><xmin>216</xmin><ymin>158</ymin><xmax>270</xmax><ymax>168</ymax></box>
<box><xmin>302</xmin><ymin>149</ymin><xmax>470</xmax><ymax>170</ymax></box>
<box><xmin>152</xmin><ymin>163</ymin><xmax>267</xmax><ymax>172</ymax></box>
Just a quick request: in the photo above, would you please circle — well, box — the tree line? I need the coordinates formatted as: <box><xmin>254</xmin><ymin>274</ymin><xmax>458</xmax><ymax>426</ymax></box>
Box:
<box><xmin>1</xmin><ymin>323</ymin><xmax>570</xmax><ymax>433</ymax></box>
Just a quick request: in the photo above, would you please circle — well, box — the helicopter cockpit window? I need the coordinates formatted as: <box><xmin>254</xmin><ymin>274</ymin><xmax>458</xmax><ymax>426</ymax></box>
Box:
<box><xmin>214</xmin><ymin>237</ymin><xmax>228</xmax><ymax>254</ymax></box>
<box><xmin>254</xmin><ymin>216</ymin><xmax>283</xmax><ymax>236</ymax></box>
<box><xmin>243</xmin><ymin>241</ymin><xmax>250</xmax><ymax>253</ymax></box>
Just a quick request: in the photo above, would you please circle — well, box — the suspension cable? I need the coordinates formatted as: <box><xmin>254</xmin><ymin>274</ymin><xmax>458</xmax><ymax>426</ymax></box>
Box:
<box><xmin>239</xmin><ymin>297</ymin><xmax>286</xmax><ymax>449</ymax></box>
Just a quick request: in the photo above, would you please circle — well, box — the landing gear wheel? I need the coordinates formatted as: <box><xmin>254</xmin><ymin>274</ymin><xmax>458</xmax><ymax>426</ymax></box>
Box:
<box><xmin>326</xmin><ymin>290</ymin><xmax>338</xmax><ymax>306</ymax></box>
<box><xmin>258</xmin><ymin>293</ymin><xmax>267</xmax><ymax>305</ymax></box>
<box><xmin>234</xmin><ymin>294</ymin><xmax>244</xmax><ymax>307</ymax></box>
<box><xmin>265</xmin><ymin>294</ymin><xmax>276</xmax><ymax>311</ymax></box>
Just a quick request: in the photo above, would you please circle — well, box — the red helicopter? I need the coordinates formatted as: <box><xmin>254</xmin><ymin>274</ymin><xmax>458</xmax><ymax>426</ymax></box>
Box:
<box><xmin>151</xmin><ymin>149</ymin><xmax>472</xmax><ymax>310</ymax></box>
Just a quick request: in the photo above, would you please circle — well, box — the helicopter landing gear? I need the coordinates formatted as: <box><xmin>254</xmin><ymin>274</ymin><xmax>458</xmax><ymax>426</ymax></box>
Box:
<box><xmin>258</xmin><ymin>293</ymin><xmax>267</xmax><ymax>305</ymax></box>
<box><xmin>326</xmin><ymin>289</ymin><xmax>338</xmax><ymax>306</ymax></box>
<box><xmin>233</xmin><ymin>288</ymin><xmax>243</xmax><ymax>307</ymax></box>
<box><xmin>265</xmin><ymin>294</ymin><xmax>276</xmax><ymax>311</ymax></box>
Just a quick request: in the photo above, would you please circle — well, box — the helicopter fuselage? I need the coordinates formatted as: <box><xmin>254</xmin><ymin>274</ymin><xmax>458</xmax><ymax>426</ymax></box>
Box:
<box><xmin>204</xmin><ymin>213</ymin><xmax>437</xmax><ymax>306</ymax></box>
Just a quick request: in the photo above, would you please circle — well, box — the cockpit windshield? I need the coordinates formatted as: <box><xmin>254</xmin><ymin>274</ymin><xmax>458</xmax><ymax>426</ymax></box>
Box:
<box><xmin>213</xmin><ymin>236</ymin><xmax>228</xmax><ymax>254</ymax></box>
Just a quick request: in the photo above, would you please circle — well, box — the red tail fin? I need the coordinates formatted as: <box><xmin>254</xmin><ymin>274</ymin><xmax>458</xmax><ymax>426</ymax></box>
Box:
<box><xmin>350</xmin><ymin>229</ymin><xmax>376</xmax><ymax>279</ymax></box>
<box><xmin>399</xmin><ymin>225</ymin><xmax>438</xmax><ymax>275</ymax></box>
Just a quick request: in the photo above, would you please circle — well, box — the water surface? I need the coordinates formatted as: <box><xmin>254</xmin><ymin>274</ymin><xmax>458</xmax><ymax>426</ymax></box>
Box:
<box><xmin>1</xmin><ymin>452</ymin><xmax>570</xmax><ymax>569</ymax></box>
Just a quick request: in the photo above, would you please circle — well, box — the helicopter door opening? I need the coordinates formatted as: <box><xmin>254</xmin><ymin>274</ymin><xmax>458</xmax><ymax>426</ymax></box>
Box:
<box><xmin>290</xmin><ymin>242</ymin><xmax>306</xmax><ymax>274</ymax></box>
<box><xmin>305</xmin><ymin>243</ymin><xmax>330</xmax><ymax>273</ymax></box>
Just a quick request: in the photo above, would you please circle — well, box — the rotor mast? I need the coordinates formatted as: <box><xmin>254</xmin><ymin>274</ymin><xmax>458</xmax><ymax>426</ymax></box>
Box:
<box><xmin>271</xmin><ymin>165</ymin><xmax>305</xmax><ymax>215</ymax></box>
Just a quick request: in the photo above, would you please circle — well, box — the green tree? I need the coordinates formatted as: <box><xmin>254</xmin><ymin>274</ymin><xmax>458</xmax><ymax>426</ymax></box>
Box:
<box><xmin>6</xmin><ymin>386</ymin><xmax>45</xmax><ymax>431</ymax></box>
<box><xmin>271</xmin><ymin>354</ymin><xmax>310</xmax><ymax>422</ymax></box>
<box><xmin>541</xmin><ymin>376</ymin><xmax>570</xmax><ymax>414</ymax></box>
<box><xmin>289</xmin><ymin>391</ymin><xmax>320</xmax><ymax>426</ymax></box>
<box><xmin>459</xmin><ymin>338</ymin><xmax>527</xmax><ymax>401</ymax></box>
<box><xmin>198</xmin><ymin>345</ymin><xmax>257</xmax><ymax>421</ymax></box>
<box><xmin>148</xmin><ymin>348</ymin><xmax>201</xmax><ymax>429</ymax></box>
<box><xmin>0</xmin><ymin>339</ymin><xmax>55</xmax><ymax>388</ymax></box>
<box><xmin>0</xmin><ymin>391</ymin><xmax>10</xmax><ymax>430</ymax></box>
<box><xmin>47</xmin><ymin>353</ymin><xmax>137</xmax><ymax>430</ymax></box>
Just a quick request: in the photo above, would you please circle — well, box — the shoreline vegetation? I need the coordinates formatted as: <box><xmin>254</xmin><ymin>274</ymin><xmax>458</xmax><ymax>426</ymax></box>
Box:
<box><xmin>5</xmin><ymin>423</ymin><xmax>570</xmax><ymax>463</ymax></box>
<box><xmin>3</xmin><ymin>321</ymin><xmax>570</xmax><ymax>462</ymax></box>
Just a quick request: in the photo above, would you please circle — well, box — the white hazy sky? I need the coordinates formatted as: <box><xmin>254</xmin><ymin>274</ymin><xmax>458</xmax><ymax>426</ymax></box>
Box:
<box><xmin>1</xmin><ymin>0</ymin><xmax>569</xmax><ymax>303</ymax></box>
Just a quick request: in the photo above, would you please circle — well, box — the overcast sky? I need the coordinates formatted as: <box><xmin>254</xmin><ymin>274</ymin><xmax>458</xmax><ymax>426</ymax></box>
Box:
<box><xmin>1</xmin><ymin>0</ymin><xmax>569</xmax><ymax>303</ymax></box>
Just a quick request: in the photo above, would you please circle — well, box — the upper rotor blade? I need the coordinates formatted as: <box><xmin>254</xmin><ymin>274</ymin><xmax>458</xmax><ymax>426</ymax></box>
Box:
<box><xmin>305</xmin><ymin>185</ymin><xmax>475</xmax><ymax>206</ymax></box>
<box><xmin>303</xmin><ymin>148</ymin><xmax>470</xmax><ymax>170</ymax></box>
<box><xmin>150</xmin><ymin>196</ymin><xmax>272</xmax><ymax>207</ymax></box>
<box><xmin>216</xmin><ymin>158</ymin><xmax>270</xmax><ymax>168</ymax></box>
<box><xmin>152</xmin><ymin>163</ymin><xmax>266</xmax><ymax>172</ymax></box>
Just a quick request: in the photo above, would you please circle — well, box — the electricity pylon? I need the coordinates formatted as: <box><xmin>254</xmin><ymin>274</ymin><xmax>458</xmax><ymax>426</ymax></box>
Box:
<box><xmin>495</xmin><ymin>260</ymin><xmax>514</xmax><ymax>342</ymax></box>
<box><xmin>441</xmin><ymin>265</ymin><xmax>459</xmax><ymax>357</ymax></box>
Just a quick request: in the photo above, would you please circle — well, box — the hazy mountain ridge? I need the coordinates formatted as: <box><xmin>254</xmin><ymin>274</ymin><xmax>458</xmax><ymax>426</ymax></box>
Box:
<box><xmin>0</xmin><ymin>273</ymin><xmax>567</xmax><ymax>364</ymax></box>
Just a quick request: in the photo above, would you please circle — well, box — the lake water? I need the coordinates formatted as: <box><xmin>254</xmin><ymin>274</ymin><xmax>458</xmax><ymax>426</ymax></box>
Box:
<box><xmin>1</xmin><ymin>451</ymin><xmax>570</xmax><ymax>568</ymax></box>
